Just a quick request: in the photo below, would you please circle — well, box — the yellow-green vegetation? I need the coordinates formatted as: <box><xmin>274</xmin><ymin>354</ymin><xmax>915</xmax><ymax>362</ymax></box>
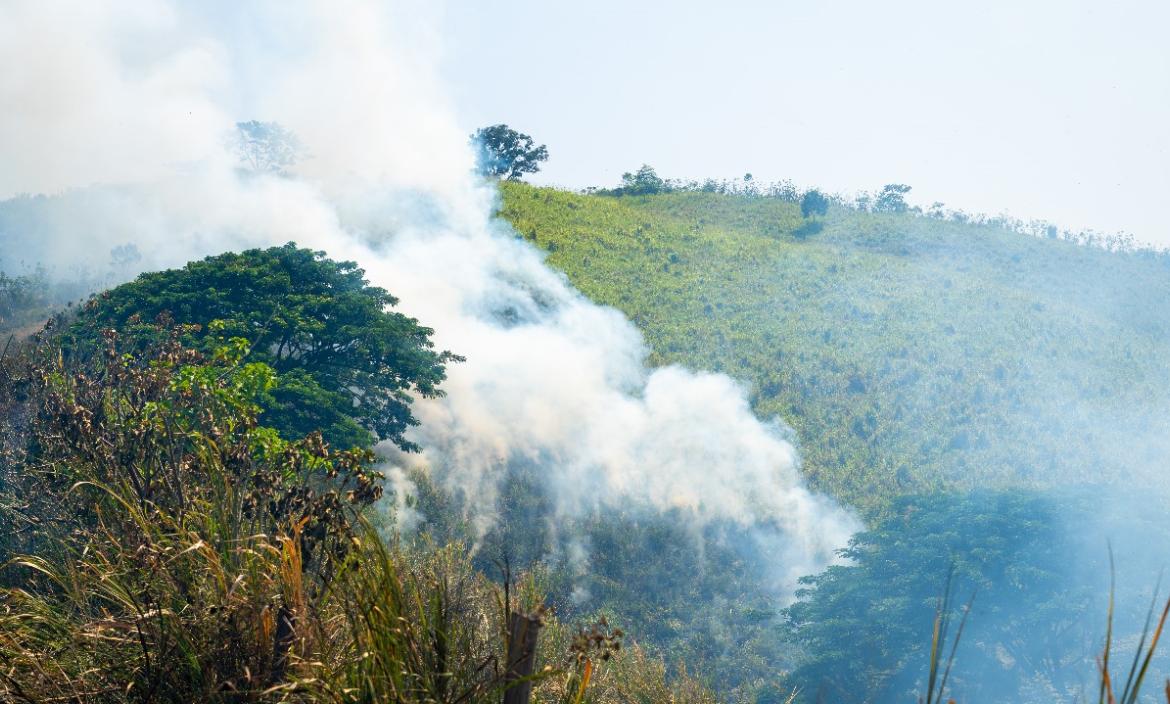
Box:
<box><xmin>499</xmin><ymin>182</ymin><xmax>1170</xmax><ymax>514</ymax></box>
<box><xmin>0</xmin><ymin>302</ymin><xmax>713</xmax><ymax>704</ymax></box>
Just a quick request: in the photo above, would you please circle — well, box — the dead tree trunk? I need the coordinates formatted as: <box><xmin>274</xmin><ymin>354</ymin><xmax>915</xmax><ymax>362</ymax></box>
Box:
<box><xmin>503</xmin><ymin>611</ymin><xmax>543</xmax><ymax>704</ymax></box>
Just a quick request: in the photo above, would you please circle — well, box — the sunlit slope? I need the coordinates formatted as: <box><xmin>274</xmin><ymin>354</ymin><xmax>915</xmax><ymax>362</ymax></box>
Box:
<box><xmin>499</xmin><ymin>182</ymin><xmax>1170</xmax><ymax>514</ymax></box>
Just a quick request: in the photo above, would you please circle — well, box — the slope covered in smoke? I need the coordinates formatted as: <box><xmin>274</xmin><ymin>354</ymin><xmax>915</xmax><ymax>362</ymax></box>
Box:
<box><xmin>500</xmin><ymin>182</ymin><xmax>1170</xmax><ymax>514</ymax></box>
<box><xmin>0</xmin><ymin>0</ymin><xmax>857</xmax><ymax>608</ymax></box>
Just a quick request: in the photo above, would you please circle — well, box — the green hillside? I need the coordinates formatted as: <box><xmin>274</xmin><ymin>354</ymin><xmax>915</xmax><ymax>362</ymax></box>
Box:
<box><xmin>6</xmin><ymin>189</ymin><xmax>1169</xmax><ymax>702</ymax></box>
<box><xmin>499</xmin><ymin>182</ymin><xmax>1170</xmax><ymax>515</ymax></box>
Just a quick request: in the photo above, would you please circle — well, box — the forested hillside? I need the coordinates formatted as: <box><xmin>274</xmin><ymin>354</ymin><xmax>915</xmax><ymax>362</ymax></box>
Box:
<box><xmin>499</xmin><ymin>182</ymin><xmax>1170</xmax><ymax>515</ymax></box>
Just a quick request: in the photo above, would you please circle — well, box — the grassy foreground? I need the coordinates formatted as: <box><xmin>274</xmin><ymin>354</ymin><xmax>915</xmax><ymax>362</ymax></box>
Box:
<box><xmin>0</xmin><ymin>324</ymin><xmax>716</xmax><ymax>703</ymax></box>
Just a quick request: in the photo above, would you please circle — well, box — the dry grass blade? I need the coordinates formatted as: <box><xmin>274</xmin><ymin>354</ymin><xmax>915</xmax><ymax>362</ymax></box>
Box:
<box><xmin>1095</xmin><ymin>549</ymin><xmax>1170</xmax><ymax>704</ymax></box>
<box><xmin>918</xmin><ymin>564</ymin><xmax>976</xmax><ymax>704</ymax></box>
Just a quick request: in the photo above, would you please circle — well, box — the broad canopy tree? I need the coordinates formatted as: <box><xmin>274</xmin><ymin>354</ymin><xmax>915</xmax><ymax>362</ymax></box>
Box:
<box><xmin>471</xmin><ymin>124</ymin><xmax>549</xmax><ymax>180</ymax></box>
<box><xmin>68</xmin><ymin>243</ymin><xmax>461</xmax><ymax>451</ymax></box>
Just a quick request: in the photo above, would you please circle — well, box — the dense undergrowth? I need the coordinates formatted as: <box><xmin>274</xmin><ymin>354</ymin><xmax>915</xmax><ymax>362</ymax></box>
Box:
<box><xmin>0</xmin><ymin>317</ymin><xmax>715</xmax><ymax>703</ymax></box>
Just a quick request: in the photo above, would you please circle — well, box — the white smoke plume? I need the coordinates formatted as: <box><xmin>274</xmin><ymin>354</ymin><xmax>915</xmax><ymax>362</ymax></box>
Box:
<box><xmin>0</xmin><ymin>1</ymin><xmax>859</xmax><ymax>596</ymax></box>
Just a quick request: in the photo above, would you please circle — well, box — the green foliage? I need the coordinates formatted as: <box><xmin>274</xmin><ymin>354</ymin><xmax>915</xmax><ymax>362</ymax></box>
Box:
<box><xmin>593</xmin><ymin>170</ymin><xmax>804</xmax><ymax>200</ymax></box>
<box><xmin>0</xmin><ymin>267</ymin><xmax>92</xmax><ymax>336</ymax></box>
<box><xmin>782</xmin><ymin>490</ymin><xmax>1170</xmax><ymax>703</ymax></box>
<box><xmin>873</xmin><ymin>183</ymin><xmax>912</xmax><ymax>213</ymax></box>
<box><xmin>799</xmin><ymin>189</ymin><xmax>829</xmax><ymax>219</ymax></box>
<box><xmin>497</xmin><ymin>181</ymin><xmax>1170</xmax><ymax>699</ymax></box>
<box><xmin>0</xmin><ymin>325</ymin><xmax>707</xmax><ymax>703</ymax></box>
<box><xmin>615</xmin><ymin>165</ymin><xmax>667</xmax><ymax>196</ymax></box>
<box><xmin>0</xmin><ymin>327</ymin><xmax>378</xmax><ymax>698</ymax></box>
<box><xmin>573</xmin><ymin>513</ymin><xmax>792</xmax><ymax>681</ymax></box>
<box><xmin>0</xmin><ymin>269</ymin><xmax>53</xmax><ymax>333</ymax></box>
<box><xmin>472</xmin><ymin>124</ymin><xmax>550</xmax><ymax>180</ymax></box>
<box><xmin>67</xmin><ymin>243</ymin><xmax>461</xmax><ymax>451</ymax></box>
<box><xmin>792</xmin><ymin>219</ymin><xmax>824</xmax><ymax>239</ymax></box>
<box><xmin>407</xmin><ymin>463</ymin><xmax>792</xmax><ymax>699</ymax></box>
<box><xmin>1</xmin><ymin>325</ymin><xmax>382</xmax><ymax>574</ymax></box>
<box><xmin>498</xmin><ymin>181</ymin><xmax>1170</xmax><ymax>515</ymax></box>
<box><xmin>8</xmin><ymin>180</ymin><xmax>1168</xmax><ymax>702</ymax></box>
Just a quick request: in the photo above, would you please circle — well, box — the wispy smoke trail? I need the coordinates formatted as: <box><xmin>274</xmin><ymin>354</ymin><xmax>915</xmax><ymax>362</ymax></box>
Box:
<box><xmin>0</xmin><ymin>0</ymin><xmax>858</xmax><ymax>597</ymax></box>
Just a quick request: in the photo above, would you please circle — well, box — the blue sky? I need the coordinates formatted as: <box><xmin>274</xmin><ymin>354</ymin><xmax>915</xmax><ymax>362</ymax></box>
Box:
<box><xmin>439</xmin><ymin>0</ymin><xmax>1170</xmax><ymax>245</ymax></box>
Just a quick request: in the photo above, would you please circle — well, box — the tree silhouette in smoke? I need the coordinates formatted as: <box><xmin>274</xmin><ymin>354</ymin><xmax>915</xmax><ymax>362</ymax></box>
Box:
<box><xmin>471</xmin><ymin>124</ymin><xmax>549</xmax><ymax>181</ymax></box>
<box><xmin>234</xmin><ymin>121</ymin><xmax>303</xmax><ymax>176</ymax></box>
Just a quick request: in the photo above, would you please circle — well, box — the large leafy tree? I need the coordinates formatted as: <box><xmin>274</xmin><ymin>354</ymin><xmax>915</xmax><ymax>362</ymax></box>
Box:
<box><xmin>67</xmin><ymin>243</ymin><xmax>460</xmax><ymax>451</ymax></box>
<box><xmin>783</xmin><ymin>490</ymin><xmax>1120</xmax><ymax>703</ymax></box>
<box><xmin>471</xmin><ymin>124</ymin><xmax>549</xmax><ymax>180</ymax></box>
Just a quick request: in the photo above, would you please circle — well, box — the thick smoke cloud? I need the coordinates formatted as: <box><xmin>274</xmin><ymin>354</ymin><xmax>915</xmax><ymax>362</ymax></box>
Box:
<box><xmin>0</xmin><ymin>1</ymin><xmax>858</xmax><ymax>597</ymax></box>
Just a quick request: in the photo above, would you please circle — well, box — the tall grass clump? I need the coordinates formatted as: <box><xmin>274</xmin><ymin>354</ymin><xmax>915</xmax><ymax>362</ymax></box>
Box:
<box><xmin>0</xmin><ymin>323</ymin><xmax>383</xmax><ymax>700</ymax></box>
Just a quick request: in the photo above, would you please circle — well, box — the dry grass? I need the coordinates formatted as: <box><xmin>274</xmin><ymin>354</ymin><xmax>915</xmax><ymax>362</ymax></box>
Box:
<box><xmin>1095</xmin><ymin>558</ymin><xmax>1170</xmax><ymax>704</ymax></box>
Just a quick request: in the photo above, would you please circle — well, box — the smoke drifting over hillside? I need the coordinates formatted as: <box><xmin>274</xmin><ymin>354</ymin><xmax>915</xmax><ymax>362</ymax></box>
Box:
<box><xmin>0</xmin><ymin>1</ymin><xmax>858</xmax><ymax>596</ymax></box>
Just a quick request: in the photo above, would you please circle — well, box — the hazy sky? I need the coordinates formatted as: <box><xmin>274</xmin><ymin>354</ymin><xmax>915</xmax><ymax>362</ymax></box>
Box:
<box><xmin>439</xmin><ymin>0</ymin><xmax>1170</xmax><ymax>245</ymax></box>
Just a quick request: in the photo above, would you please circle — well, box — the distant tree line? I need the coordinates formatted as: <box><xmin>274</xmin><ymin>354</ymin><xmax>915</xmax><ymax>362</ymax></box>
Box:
<box><xmin>587</xmin><ymin>165</ymin><xmax>1161</xmax><ymax>256</ymax></box>
<box><xmin>591</xmin><ymin>164</ymin><xmax>806</xmax><ymax>201</ymax></box>
<box><xmin>458</xmin><ymin>123</ymin><xmax>1154</xmax><ymax>255</ymax></box>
